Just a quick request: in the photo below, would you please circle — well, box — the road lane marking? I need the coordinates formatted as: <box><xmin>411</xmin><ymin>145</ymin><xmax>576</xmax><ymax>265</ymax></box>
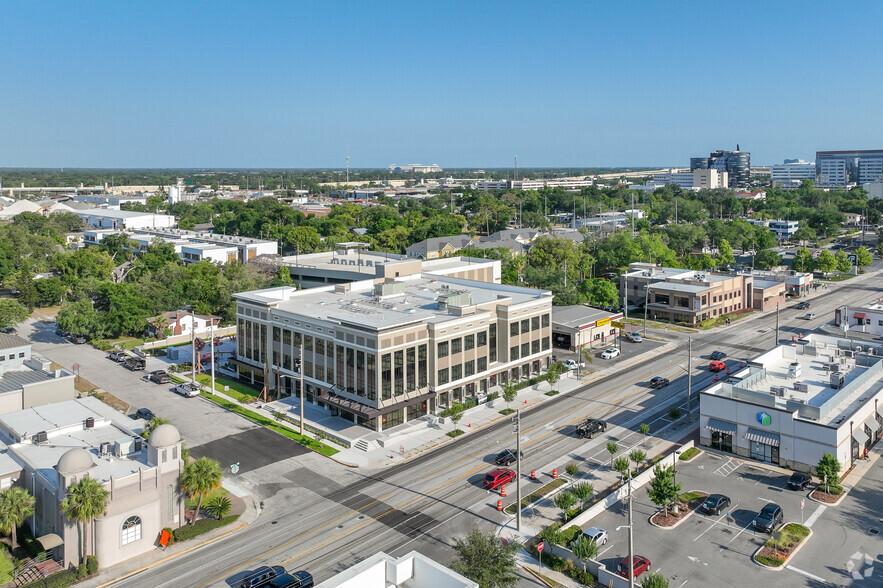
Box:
<box><xmin>786</xmin><ymin>565</ymin><xmax>826</xmax><ymax>582</ymax></box>
<box><xmin>804</xmin><ymin>504</ymin><xmax>826</xmax><ymax>528</ymax></box>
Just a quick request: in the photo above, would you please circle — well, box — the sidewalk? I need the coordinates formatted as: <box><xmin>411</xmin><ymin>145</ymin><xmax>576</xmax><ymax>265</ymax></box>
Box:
<box><xmin>78</xmin><ymin>483</ymin><xmax>260</xmax><ymax>588</ymax></box>
<box><xmin>187</xmin><ymin>338</ymin><xmax>678</xmax><ymax>470</ymax></box>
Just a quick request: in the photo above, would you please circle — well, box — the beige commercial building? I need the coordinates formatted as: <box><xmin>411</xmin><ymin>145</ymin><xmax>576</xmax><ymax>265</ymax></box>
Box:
<box><xmin>233</xmin><ymin>271</ymin><xmax>553</xmax><ymax>431</ymax></box>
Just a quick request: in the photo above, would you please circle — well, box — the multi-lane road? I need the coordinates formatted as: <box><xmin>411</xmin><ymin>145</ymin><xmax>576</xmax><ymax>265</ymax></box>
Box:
<box><xmin>92</xmin><ymin>266</ymin><xmax>883</xmax><ymax>587</ymax></box>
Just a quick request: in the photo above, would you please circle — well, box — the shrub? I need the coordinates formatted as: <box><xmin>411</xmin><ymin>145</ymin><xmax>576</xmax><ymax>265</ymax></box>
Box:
<box><xmin>173</xmin><ymin>515</ymin><xmax>239</xmax><ymax>542</ymax></box>
<box><xmin>19</xmin><ymin>569</ymin><xmax>78</xmax><ymax>588</ymax></box>
<box><xmin>556</xmin><ymin>525</ymin><xmax>582</xmax><ymax>546</ymax></box>
<box><xmin>86</xmin><ymin>555</ymin><xmax>98</xmax><ymax>576</ymax></box>
<box><xmin>565</xmin><ymin>463</ymin><xmax>580</xmax><ymax>477</ymax></box>
<box><xmin>668</xmin><ymin>406</ymin><xmax>682</xmax><ymax>420</ymax></box>
<box><xmin>679</xmin><ymin>447</ymin><xmax>700</xmax><ymax>461</ymax></box>
<box><xmin>162</xmin><ymin>527</ymin><xmax>176</xmax><ymax>546</ymax></box>
<box><xmin>16</xmin><ymin>525</ymin><xmax>44</xmax><ymax>558</ymax></box>
<box><xmin>76</xmin><ymin>565</ymin><xmax>87</xmax><ymax>580</ymax></box>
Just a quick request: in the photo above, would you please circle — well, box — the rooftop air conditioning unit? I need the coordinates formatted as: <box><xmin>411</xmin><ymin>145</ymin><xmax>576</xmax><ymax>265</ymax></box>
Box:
<box><xmin>85</xmin><ymin>417</ymin><xmax>95</xmax><ymax>429</ymax></box>
<box><xmin>99</xmin><ymin>441</ymin><xmax>112</xmax><ymax>455</ymax></box>
<box><xmin>33</xmin><ymin>431</ymin><xmax>48</xmax><ymax>444</ymax></box>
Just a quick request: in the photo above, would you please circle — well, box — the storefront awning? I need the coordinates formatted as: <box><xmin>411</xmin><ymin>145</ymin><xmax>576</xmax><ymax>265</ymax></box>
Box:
<box><xmin>865</xmin><ymin>417</ymin><xmax>882</xmax><ymax>434</ymax></box>
<box><xmin>853</xmin><ymin>427</ymin><xmax>870</xmax><ymax>446</ymax></box>
<box><xmin>36</xmin><ymin>534</ymin><xmax>63</xmax><ymax>550</ymax></box>
<box><xmin>745</xmin><ymin>428</ymin><xmax>780</xmax><ymax>447</ymax></box>
<box><xmin>854</xmin><ymin>312</ymin><xmax>867</xmax><ymax>320</ymax></box>
<box><xmin>706</xmin><ymin>418</ymin><xmax>737</xmax><ymax>435</ymax></box>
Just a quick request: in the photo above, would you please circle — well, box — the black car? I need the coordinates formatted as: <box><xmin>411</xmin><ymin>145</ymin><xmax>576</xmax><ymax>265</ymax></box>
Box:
<box><xmin>649</xmin><ymin>376</ymin><xmax>670</xmax><ymax>389</ymax></box>
<box><xmin>266</xmin><ymin>571</ymin><xmax>313</xmax><ymax>588</ymax></box>
<box><xmin>108</xmin><ymin>351</ymin><xmax>128</xmax><ymax>362</ymax></box>
<box><xmin>752</xmin><ymin>503</ymin><xmax>783</xmax><ymax>533</ymax></box>
<box><xmin>147</xmin><ymin>370</ymin><xmax>171</xmax><ymax>384</ymax></box>
<box><xmin>796</xmin><ymin>301</ymin><xmax>811</xmax><ymax>310</ymax></box>
<box><xmin>124</xmin><ymin>357</ymin><xmax>146</xmax><ymax>371</ymax></box>
<box><xmin>575</xmin><ymin>418</ymin><xmax>607</xmax><ymax>439</ymax></box>
<box><xmin>134</xmin><ymin>408</ymin><xmax>155</xmax><ymax>421</ymax></box>
<box><xmin>710</xmin><ymin>351</ymin><xmax>727</xmax><ymax>361</ymax></box>
<box><xmin>494</xmin><ymin>449</ymin><xmax>523</xmax><ymax>466</ymax></box>
<box><xmin>787</xmin><ymin>472</ymin><xmax>812</xmax><ymax>490</ymax></box>
<box><xmin>701</xmin><ymin>494</ymin><xmax>731</xmax><ymax>515</ymax></box>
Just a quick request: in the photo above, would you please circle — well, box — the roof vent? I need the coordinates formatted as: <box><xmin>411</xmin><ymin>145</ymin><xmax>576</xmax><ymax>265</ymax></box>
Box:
<box><xmin>85</xmin><ymin>417</ymin><xmax>95</xmax><ymax>429</ymax></box>
<box><xmin>34</xmin><ymin>431</ymin><xmax>48</xmax><ymax>444</ymax></box>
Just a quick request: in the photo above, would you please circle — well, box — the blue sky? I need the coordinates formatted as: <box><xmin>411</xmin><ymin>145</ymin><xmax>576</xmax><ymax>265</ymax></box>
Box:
<box><xmin>3</xmin><ymin>1</ymin><xmax>882</xmax><ymax>168</ymax></box>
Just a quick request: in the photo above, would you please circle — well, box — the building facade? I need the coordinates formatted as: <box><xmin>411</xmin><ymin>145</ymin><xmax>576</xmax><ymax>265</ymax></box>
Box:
<box><xmin>834</xmin><ymin>301</ymin><xmax>883</xmax><ymax>337</ymax></box>
<box><xmin>816</xmin><ymin>150</ymin><xmax>883</xmax><ymax>187</ymax></box>
<box><xmin>771</xmin><ymin>160</ymin><xmax>815</xmax><ymax>187</ymax></box>
<box><xmin>700</xmin><ymin>335</ymin><xmax>883</xmax><ymax>473</ymax></box>
<box><xmin>551</xmin><ymin>306</ymin><xmax>622</xmax><ymax>350</ymax></box>
<box><xmin>233</xmin><ymin>274</ymin><xmax>553</xmax><ymax>431</ymax></box>
<box><xmin>691</xmin><ymin>148</ymin><xmax>750</xmax><ymax>188</ymax></box>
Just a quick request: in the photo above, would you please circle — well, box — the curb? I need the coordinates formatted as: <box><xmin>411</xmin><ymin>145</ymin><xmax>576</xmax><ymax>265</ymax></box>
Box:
<box><xmin>93</xmin><ymin>516</ymin><xmax>253</xmax><ymax>588</ymax></box>
<box><xmin>648</xmin><ymin>490</ymin><xmax>707</xmax><ymax>530</ymax></box>
<box><xmin>678</xmin><ymin>448</ymin><xmax>704</xmax><ymax>462</ymax></box>
<box><xmin>521</xmin><ymin>564</ymin><xmax>557</xmax><ymax>587</ymax></box>
<box><xmin>751</xmin><ymin>524</ymin><xmax>814</xmax><ymax>571</ymax></box>
<box><xmin>808</xmin><ymin>487</ymin><xmax>848</xmax><ymax>507</ymax></box>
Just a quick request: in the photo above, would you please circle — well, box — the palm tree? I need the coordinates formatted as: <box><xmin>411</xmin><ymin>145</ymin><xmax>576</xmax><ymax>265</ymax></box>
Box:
<box><xmin>143</xmin><ymin>416</ymin><xmax>170</xmax><ymax>440</ymax></box>
<box><xmin>60</xmin><ymin>478</ymin><xmax>109</xmax><ymax>565</ymax></box>
<box><xmin>203</xmin><ymin>495</ymin><xmax>232</xmax><ymax>520</ymax></box>
<box><xmin>0</xmin><ymin>487</ymin><xmax>35</xmax><ymax>550</ymax></box>
<box><xmin>180</xmin><ymin>457</ymin><xmax>222</xmax><ymax>524</ymax></box>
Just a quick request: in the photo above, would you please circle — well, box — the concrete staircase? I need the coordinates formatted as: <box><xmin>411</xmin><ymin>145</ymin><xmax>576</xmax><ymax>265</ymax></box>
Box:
<box><xmin>353</xmin><ymin>438</ymin><xmax>380</xmax><ymax>452</ymax></box>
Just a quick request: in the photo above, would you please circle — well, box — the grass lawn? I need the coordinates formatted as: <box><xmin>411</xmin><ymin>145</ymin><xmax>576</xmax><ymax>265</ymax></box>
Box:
<box><xmin>679</xmin><ymin>447</ymin><xmax>700</xmax><ymax>461</ymax></box>
<box><xmin>200</xmin><ymin>392</ymin><xmax>338</xmax><ymax>456</ymax></box>
<box><xmin>765</xmin><ymin>523</ymin><xmax>809</xmax><ymax>550</ymax></box>
<box><xmin>196</xmin><ymin>374</ymin><xmax>261</xmax><ymax>403</ymax></box>
<box><xmin>0</xmin><ymin>551</ymin><xmax>12</xmax><ymax>584</ymax></box>
<box><xmin>505</xmin><ymin>478</ymin><xmax>567</xmax><ymax>514</ymax></box>
<box><xmin>93</xmin><ymin>391</ymin><xmax>130</xmax><ymax>413</ymax></box>
<box><xmin>74</xmin><ymin>376</ymin><xmax>99</xmax><ymax>393</ymax></box>
<box><xmin>185</xmin><ymin>487</ymin><xmax>229</xmax><ymax>509</ymax></box>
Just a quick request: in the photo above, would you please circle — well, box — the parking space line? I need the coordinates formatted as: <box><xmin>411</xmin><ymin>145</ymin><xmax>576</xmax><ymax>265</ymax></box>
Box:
<box><xmin>786</xmin><ymin>565</ymin><xmax>826</xmax><ymax>582</ymax></box>
<box><xmin>804</xmin><ymin>504</ymin><xmax>826</xmax><ymax>528</ymax></box>
<box><xmin>598</xmin><ymin>544</ymin><xmax>614</xmax><ymax>558</ymax></box>
<box><xmin>677</xmin><ymin>581</ymin><xmax>688</xmax><ymax>588</ymax></box>
<box><xmin>692</xmin><ymin>506</ymin><xmax>738</xmax><ymax>542</ymax></box>
<box><xmin>726</xmin><ymin>520</ymin><xmax>755</xmax><ymax>545</ymax></box>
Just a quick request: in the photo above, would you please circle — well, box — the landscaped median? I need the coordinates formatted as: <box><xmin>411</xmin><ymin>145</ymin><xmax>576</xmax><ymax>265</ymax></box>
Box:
<box><xmin>650</xmin><ymin>490</ymin><xmax>708</xmax><ymax>529</ymax></box>
<box><xmin>200</xmin><ymin>392</ymin><xmax>339</xmax><ymax>457</ymax></box>
<box><xmin>752</xmin><ymin>523</ymin><xmax>812</xmax><ymax>569</ymax></box>
<box><xmin>504</xmin><ymin>478</ymin><xmax>568</xmax><ymax>515</ymax></box>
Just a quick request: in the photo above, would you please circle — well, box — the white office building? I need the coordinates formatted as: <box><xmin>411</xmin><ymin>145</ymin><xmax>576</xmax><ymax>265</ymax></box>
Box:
<box><xmin>651</xmin><ymin>169</ymin><xmax>727</xmax><ymax>190</ymax></box>
<box><xmin>816</xmin><ymin>150</ymin><xmax>883</xmax><ymax>187</ymax></box>
<box><xmin>700</xmin><ymin>334</ymin><xmax>883</xmax><ymax>473</ymax></box>
<box><xmin>75</xmin><ymin>210</ymin><xmax>176</xmax><ymax>230</ymax></box>
<box><xmin>771</xmin><ymin>160</ymin><xmax>815</xmax><ymax>187</ymax></box>
<box><xmin>315</xmin><ymin>551</ymin><xmax>477</xmax><ymax>588</ymax></box>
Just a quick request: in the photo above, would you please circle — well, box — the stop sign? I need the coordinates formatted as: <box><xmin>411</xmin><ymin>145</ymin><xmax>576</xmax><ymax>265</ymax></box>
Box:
<box><xmin>537</xmin><ymin>541</ymin><xmax>544</xmax><ymax>553</ymax></box>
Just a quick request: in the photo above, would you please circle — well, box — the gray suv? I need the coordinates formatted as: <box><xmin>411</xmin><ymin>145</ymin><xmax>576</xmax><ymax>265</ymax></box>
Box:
<box><xmin>752</xmin><ymin>503</ymin><xmax>783</xmax><ymax>533</ymax></box>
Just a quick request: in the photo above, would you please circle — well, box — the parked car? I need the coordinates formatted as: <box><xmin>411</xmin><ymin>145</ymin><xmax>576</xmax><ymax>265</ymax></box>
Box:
<box><xmin>240</xmin><ymin>566</ymin><xmax>288</xmax><ymax>588</ymax></box>
<box><xmin>494</xmin><ymin>449</ymin><xmax>523</xmax><ymax>466</ymax></box>
<box><xmin>710</xmin><ymin>351</ymin><xmax>727</xmax><ymax>361</ymax></box>
<box><xmin>147</xmin><ymin>370</ymin><xmax>171</xmax><ymax>384</ymax></box>
<box><xmin>124</xmin><ymin>357</ymin><xmax>146</xmax><ymax>371</ymax></box>
<box><xmin>649</xmin><ymin>376</ymin><xmax>670</xmax><ymax>389</ymax></box>
<box><xmin>796</xmin><ymin>301</ymin><xmax>811</xmax><ymax>310</ymax></box>
<box><xmin>134</xmin><ymin>408</ymin><xmax>155</xmax><ymax>421</ymax></box>
<box><xmin>600</xmin><ymin>348</ymin><xmax>620</xmax><ymax>360</ymax></box>
<box><xmin>600</xmin><ymin>272</ymin><xmax>617</xmax><ymax>280</ymax></box>
<box><xmin>616</xmin><ymin>555</ymin><xmax>651</xmax><ymax>578</ymax></box>
<box><xmin>108</xmin><ymin>351</ymin><xmax>128</xmax><ymax>362</ymax></box>
<box><xmin>266</xmin><ymin>571</ymin><xmax>313</xmax><ymax>588</ymax></box>
<box><xmin>563</xmin><ymin>359</ymin><xmax>585</xmax><ymax>370</ymax></box>
<box><xmin>574</xmin><ymin>527</ymin><xmax>608</xmax><ymax>547</ymax></box>
<box><xmin>575</xmin><ymin>418</ymin><xmax>607</xmax><ymax>439</ymax></box>
<box><xmin>752</xmin><ymin>503</ymin><xmax>783</xmax><ymax>533</ymax></box>
<box><xmin>71</xmin><ymin>334</ymin><xmax>87</xmax><ymax>344</ymax></box>
<box><xmin>483</xmin><ymin>468</ymin><xmax>516</xmax><ymax>490</ymax></box>
<box><xmin>701</xmin><ymin>494</ymin><xmax>731</xmax><ymax>515</ymax></box>
<box><xmin>55</xmin><ymin>327</ymin><xmax>69</xmax><ymax>337</ymax></box>
<box><xmin>803</xmin><ymin>313</ymin><xmax>816</xmax><ymax>320</ymax></box>
<box><xmin>625</xmin><ymin>331</ymin><xmax>642</xmax><ymax>343</ymax></box>
<box><xmin>175</xmin><ymin>382</ymin><xmax>201</xmax><ymax>398</ymax></box>
<box><xmin>709</xmin><ymin>360</ymin><xmax>726</xmax><ymax>372</ymax></box>
<box><xmin>787</xmin><ymin>472</ymin><xmax>812</xmax><ymax>490</ymax></box>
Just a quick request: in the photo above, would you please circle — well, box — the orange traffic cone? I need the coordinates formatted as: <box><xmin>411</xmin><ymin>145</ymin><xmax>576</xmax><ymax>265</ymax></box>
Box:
<box><xmin>530</xmin><ymin>470</ymin><xmax>536</xmax><ymax>480</ymax></box>
<box><xmin>497</xmin><ymin>499</ymin><xmax>503</xmax><ymax>511</ymax></box>
<box><xmin>501</xmin><ymin>485</ymin><xmax>507</xmax><ymax>497</ymax></box>
<box><xmin>552</xmin><ymin>468</ymin><xmax>558</xmax><ymax>479</ymax></box>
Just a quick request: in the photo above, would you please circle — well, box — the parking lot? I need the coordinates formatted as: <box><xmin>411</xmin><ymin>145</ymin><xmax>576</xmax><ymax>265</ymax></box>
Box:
<box><xmin>581</xmin><ymin>450</ymin><xmax>879</xmax><ymax>587</ymax></box>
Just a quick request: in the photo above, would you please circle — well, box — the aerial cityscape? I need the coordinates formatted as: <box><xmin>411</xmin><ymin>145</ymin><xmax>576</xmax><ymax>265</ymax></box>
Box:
<box><xmin>1</xmin><ymin>2</ymin><xmax>882</xmax><ymax>588</ymax></box>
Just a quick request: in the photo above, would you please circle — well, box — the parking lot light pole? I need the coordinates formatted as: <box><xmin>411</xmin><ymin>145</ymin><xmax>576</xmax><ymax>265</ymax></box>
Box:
<box><xmin>687</xmin><ymin>337</ymin><xmax>692</xmax><ymax>421</ymax></box>
<box><xmin>616</xmin><ymin>472</ymin><xmax>635</xmax><ymax>588</ymax></box>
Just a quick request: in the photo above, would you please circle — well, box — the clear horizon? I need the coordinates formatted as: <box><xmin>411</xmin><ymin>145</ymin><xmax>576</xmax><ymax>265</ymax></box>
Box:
<box><xmin>3</xmin><ymin>1</ymin><xmax>881</xmax><ymax>168</ymax></box>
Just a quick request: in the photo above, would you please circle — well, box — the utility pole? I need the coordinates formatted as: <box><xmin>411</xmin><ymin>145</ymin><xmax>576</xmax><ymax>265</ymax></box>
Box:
<box><xmin>210</xmin><ymin>322</ymin><xmax>216</xmax><ymax>394</ymax></box>
<box><xmin>775</xmin><ymin>302</ymin><xmax>780</xmax><ymax>347</ymax></box>
<box><xmin>190</xmin><ymin>314</ymin><xmax>196</xmax><ymax>384</ymax></box>
<box><xmin>564</xmin><ymin>258</ymin><xmax>567</xmax><ymax>288</ymax></box>
<box><xmin>631</xmin><ymin>193</ymin><xmax>635</xmax><ymax>236</ymax></box>
<box><xmin>300</xmin><ymin>345</ymin><xmax>305</xmax><ymax>435</ymax></box>
<box><xmin>516</xmin><ymin>408</ymin><xmax>522</xmax><ymax>532</ymax></box>
<box><xmin>628</xmin><ymin>474</ymin><xmax>635</xmax><ymax>588</ymax></box>
<box><xmin>643</xmin><ymin>285</ymin><xmax>651</xmax><ymax>336</ymax></box>
<box><xmin>687</xmin><ymin>337</ymin><xmax>692</xmax><ymax>421</ymax></box>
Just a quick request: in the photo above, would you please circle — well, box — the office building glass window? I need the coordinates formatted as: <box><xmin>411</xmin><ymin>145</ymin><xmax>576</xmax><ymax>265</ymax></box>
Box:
<box><xmin>452</xmin><ymin>364</ymin><xmax>462</xmax><ymax>381</ymax></box>
<box><xmin>451</xmin><ymin>338</ymin><xmax>462</xmax><ymax>354</ymax></box>
<box><xmin>465</xmin><ymin>360</ymin><xmax>475</xmax><ymax>377</ymax></box>
<box><xmin>345</xmin><ymin>348</ymin><xmax>355</xmax><ymax>393</ymax></box>
<box><xmin>542</xmin><ymin>313</ymin><xmax>550</xmax><ymax>328</ymax></box>
<box><xmin>477</xmin><ymin>331</ymin><xmax>487</xmax><ymax>347</ymax></box>
<box><xmin>394</xmin><ymin>350</ymin><xmax>404</xmax><ymax>395</ymax></box>
<box><xmin>336</xmin><ymin>345</ymin><xmax>345</xmax><ymax>389</ymax></box>
<box><xmin>489</xmin><ymin>324</ymin><xmax>497</xmax><ymax>362</ymax></box>
<box><xmin>510</xmin><ymin>322</ymin><xmax>518</xmax><ymax>336</ymax></box>
<box><xmin>406</xmin><ymin>347</ymin><xmax>416</xmax><ymax>392</ymax></box>
<box><xmin>531</xmin><ymin>316</ymin><xmax>540</xmax><ymax>331</ymax></box>
<box><xmin>510</xmin><ymin>346</ymin><xmax>519</xmax><ymax>361</ymax></box>
<box><xmin>367</xmin><ymin>354</ymin><xmax>376</xmax><ymax>400</ymax></box>
<box><xmin>381</xmin><ymin>354</ymin><xmax>391</xmax><ymax>399</ymax></box>
<box><xmin>121</xmin><ymin>516</ymin><xmax>141</xmax><ymax>546</ymax></box>
<box><xmin>542</xmin><ymin>337</ymin><xmax>550</xmax><ymax>351</ymax></box>
<box><xmin>478</xmin><ymin>357</ymin><xmax>487</xmax><ymax>372</ymax></box>
<box><xmin>438</xmin><ymin>341</ymin><xmax>449</xmax><ymax>358</ymax></box>
<box><xmin>711</xmin><ymin>431</ymin><xmax>732</xmax><ymax>453</ymax></box>
<box><xmin>418</xmin><ymin>344</ymin><xmax>427</xmax><ymax>388</ymax></box>
<box><xmin>438</xmin><ymin>368</ymin><xmax>449</xmax><ymax>385</ymax></box>
<box><xmin>465</xmin><ymin>334</ymin><xmax>475</xmax><ymax>351</ymax></box>
<box><xmin>521</xmin><ymin>319</ymin><xmax>529</xmax><ymax>333</ymax></box>
<box><xmin>521</xmin><ymin>342</ymin><xmax>529</xmax><ymax>357</ymax></box>
<box><xmin>356</xmin><ymin>351</ymin><xmax>366</xmax><ymax>396</ymax></box>
<box><xmin>272</xmin><ymin>326</ymin><xmax>280</xmax><ymax>342</ymax></box>
<box><xmin>532</xmin><ymin>340</ymin><xmax>539</xmax><ymax>354</ymax></box>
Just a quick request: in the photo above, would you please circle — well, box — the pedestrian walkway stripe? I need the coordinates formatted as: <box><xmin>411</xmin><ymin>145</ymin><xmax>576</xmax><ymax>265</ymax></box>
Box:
<box><xmin>804</xmin><ymin>504</ymin><xmax>826</xmax><ymax>528</ymax></box>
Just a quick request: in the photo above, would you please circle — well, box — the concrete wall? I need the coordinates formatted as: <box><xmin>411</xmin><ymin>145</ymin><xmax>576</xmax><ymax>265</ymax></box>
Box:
<box><xmin>21</xmin><ymin>374</ymin><xmax>77</xmax><ymax>409</ymax></box>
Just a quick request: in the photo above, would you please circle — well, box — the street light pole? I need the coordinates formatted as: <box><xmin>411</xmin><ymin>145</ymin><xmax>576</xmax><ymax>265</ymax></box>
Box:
<box><xmin>300</xmin><ymin>346</ymin><xmax>305</xmax><ymax>436</ymax></box>
<box><xmin>687</xmin><ymin>337</ymin><xmax>692</xmax><ymax>421</ymax></box>
<box><xmin>643</xmin><ymin>285</ymin><xmax>651</xmax><ymax>336</ymax></box>
<box><xmin>628</xmin><ymin>474</ymin><xmax>635</xmax><ymax>588</ymax></box>
<box><xmin>516</xmin><ymin>408</ymin><xmax>522</xmax><ymax>532</ymax></box>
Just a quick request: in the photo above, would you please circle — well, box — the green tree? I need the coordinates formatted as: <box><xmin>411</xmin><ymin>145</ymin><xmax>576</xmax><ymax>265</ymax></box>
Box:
<box><xmin>816</xmin><ymin>452</ymin><xmax>842</xmax><ymax>493</ymax></box>
<box><xmin>502</xmin><ymin>384</ymin><xmax>518</xmax><ymax>411</ymax></box>
<box><xmin>716</xmin><ymin>239</ymin><xmax>735</xmax><ymax>268</ymax></box>
<box><xmin>450</xmin><ymin>410</ymin><xmax>464</xmax><ymax>432</ymax></box>
<box><xmin>0</xmin><ymin>299</ymin><xmax>29</xmax><ymax>329</ymax></box>
<box><xmin>180</xmin><ymin>457</ymin><xmax>223</xmax><ymax>524</ymax></box>
<box><xmin>580</xmin><ymin>278</ymin><xmax>618</xmax><ymax>307</ymax></box>
<box><xmin>60</xmin><ymin>477</ymin><xmax>109</xmax><ymax>565</ymax></box>
<box><xmin>639</xmin><ymin>423</ymin><xmax>650</xmax><ymax>446</ymax></box>
<box><xmin>647</xmin><ymin>465</ymin><xmax>681</xmax><ymax>517</ymax></box>
<box><xmin>34</xmin><ymin>277</ymin><xmax>67</xmax><ymax>306</ymax></box>
<box><xmin>56</xmin><ymin>298</ymin><xmax>103</xmax><ymax>338</ymax></box>
<box><xmin>641</xmin><ymin>572</ymin><xmax>670</xmax><ymax>588</ymax></box>
<box><xmin>612</xmin><ymin>457</ymin><xmax>630</xmax><ymax>478</ymax></box>
<box><xmin>629</xmin><ymin>449</ymin><xmax>647</xmax><ymax>472</ymax></box>
<box><xmin>553</xmin><ymin>491</ymin><xmax>577</xmax><ymax>521</ymax></box>
<box><xmin>141</xmin><ymin>416</ymin><xmax>170</xmax><ymax>439</ymax></box>
<box><xmin>0</xmin><ymin>487</ymin><xmax>35</xmax><ymax>550</ymax></box>
<box><xmin>606</xmin><ymin>441</ymin><xmax>618</xmax><ymax>466</ymax></box>
<box><xmin>855</xmin><ymin>246</ymin><xmax>873</xmax><ymax>268</ymax></box>
<box><xmin>451</xmin><ymin>528</ymin><xmax>518</xmax><ymax>588</ymax></box>
<box><xmin>283</xmin><ymin>225</ymin><xmax>321</xmax><ymax>253</ymax></box>
<box><xmin>570</xmin><ymin>482</ymin><xmax>595</xmax><ymax>510</ymax></box>
<box><xmin>753</xmin><ymin>249</ymin><xmax>783</xmax><ymax>270</ymax></box>
<box><xmin>15</xmin><ymin>262</ymin><xmax>37</xmax><ymax>311</ymax></box>
<box><xmin>815</xmin><ymin>249</ymin><xmax>837</xmax><ymax>274</ymax></box>
<box><xmin>834</xmin><ymin>249</ymin><xmax>852</xmax><ymax>273</ymax></box>
<box><xmin>203</xmin><ymin>495</ymin><xmax>232</xmax><ymax>520</ymax></box>
<box><xmin>791</xmin><ymin>224</ymin><xmax>817</xmax><ymax>245</ymax></box>
<box><xmin>791</xmin><ymin>247</ymin><xmax>814</xmax><ymax>272</ymax></box>
<box><xmin>546</xmin><ymin>362</ymin><xmax>564</xmax><ymax>392</ymax></box>
<box><xmin>571</xmin><ymin>533</ymin><xmax>599</xmax><ymax>573</ymax></box>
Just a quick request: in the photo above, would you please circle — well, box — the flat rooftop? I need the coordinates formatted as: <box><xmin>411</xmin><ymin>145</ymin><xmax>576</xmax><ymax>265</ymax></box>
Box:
<box><xmin>237</xmin><ymin>275</ymin><xmax>551</xmax><ymax>331</ymax></box>
<box><xmin>552</xmin><ymin>305</ymin><xmax>620</xmax><ymax>329</ymax></box>
<box><xmin>706</xmin><ymin>335</ymin><xmax>883</xmax><ymax>427</ymax></box>
<box><xmin>0</xmin><ymin>397</ymin><xmax>150</xmax><ymax>488</ymax></box>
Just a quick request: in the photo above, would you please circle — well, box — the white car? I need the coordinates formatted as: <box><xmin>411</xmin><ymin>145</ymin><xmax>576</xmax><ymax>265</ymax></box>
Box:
<box><xmin>574</xmin><ymin>526</ymin><xmax>608</xmax><ymax>547</ymax></box>
<box><xmin>626</xmin><ymin>331</ymin><xmax>642</xmax><ymax>343</ymax></box>
<box><xmin>562</xmin><ymin>359</ymin><xmax>585</xmax><ymax>370</ymax></box>
<box><xmin>600</xmin><ymin>348</ymin><xmax>621</xmax><ymax>360</ymax></box>
<box><xmin>175</xmin><ymin>382</ymin><xmax>201</xmax><ymax>398</ymax></box>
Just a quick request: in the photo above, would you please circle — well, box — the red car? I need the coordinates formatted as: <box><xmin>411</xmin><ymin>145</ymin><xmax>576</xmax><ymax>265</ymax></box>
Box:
<box><xmin>483</xmin><ymin>469</ymin><xmax>516</xmax><ymax>490</ymax></box>
<box><xmin>617</xmin><ymin>555</ymin><xmax>651</xmax><ymax>578</ymax></box>
<box><xmin>709</xmin><ymin>360</ymin><xmax>726</xmax><ymax>372</ymax></box>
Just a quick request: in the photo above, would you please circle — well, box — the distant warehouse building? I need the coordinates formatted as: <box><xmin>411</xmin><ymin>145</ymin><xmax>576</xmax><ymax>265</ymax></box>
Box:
<box><xmin>700</xmin><ymin>334</ymin><xmax>883</xmax><ymax>473</ymax></box>
<box><xmin>75</xmin><ymin>209</ymin><xmax>175</xmax><ymax>230</ymax></box>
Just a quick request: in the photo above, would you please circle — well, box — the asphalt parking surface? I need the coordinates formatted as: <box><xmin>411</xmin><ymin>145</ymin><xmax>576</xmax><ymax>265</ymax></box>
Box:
<box><xmin>583</xmin><ymin>451</ymin><xmax>837</xmax><ymax>587</ymax></box>
<box><xmin>189</xmin><ymin>427</ymin><xmax>310</xmax><ymax>475</ymax></box>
